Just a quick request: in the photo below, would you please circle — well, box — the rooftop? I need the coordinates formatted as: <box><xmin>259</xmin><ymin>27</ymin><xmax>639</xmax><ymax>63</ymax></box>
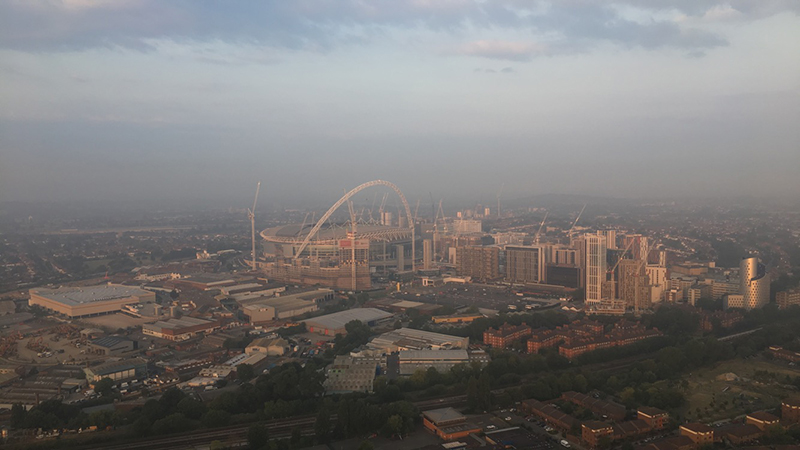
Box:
<box><xmin>398</xmin><ymin>349</ymin><xmax>469</xmax><ymax>361</ymax></box>
<box><xmin>680</xmin><ymin>423</ymin><xmax>713</xmax><ymax>434</ymax></box>
<box><xmin>303</xmin><ymin>308</ymin><xmax>393</xmax><ymax>331</ymax></box>
<box><xmin>422</xmin><ymin>407</ymin><xmax>465</xmax><ymax>425</ymax></box>
<box><xmin>747</xmin><ymin>411</ymin><xmax>780</xmax><ymax>422</ymax></box>
<box><xmin>143</xmin><ymin>316</ymin><xmax>215</xmax><ymax>331</ymax></box>
<box><xmin>31</xmin><ymin>284</ymin><xmax>151</xmax><ymax>306</ymax></box>
<box><xmin>90</xmin><ymin>336</ymin><xmax>132</xmax><ymax>348</ymax></box>
<box><xmin>369</xmin><ymin>327</ymin><xmax>466</xmax><ymax>351</ymax></box>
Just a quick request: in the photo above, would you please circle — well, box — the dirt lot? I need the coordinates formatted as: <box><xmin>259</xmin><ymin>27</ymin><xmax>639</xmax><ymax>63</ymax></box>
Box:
<box><xmin>680</xmin><ymin>356</ymin><xmax>799</xmax><ymax>422</ymax></box>
<box><xmin>14</xmin><ymin>331</ymin><xmax>106</xmax><ymax>366</ymax></box>
<box><xmin>390</xmin><ymin>283</ymin><xmax>563</xmax><ymax>314</ymax></box>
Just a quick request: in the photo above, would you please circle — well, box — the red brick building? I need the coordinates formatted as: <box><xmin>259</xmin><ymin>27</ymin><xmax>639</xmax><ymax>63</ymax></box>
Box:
<box><xmin>583</xmin><ymin>421</ymin><xmax>614</xmax><ymax>448</ymax></box>
<box><xmin>783</xmin><ymin>398</ymin><xmax>800</xmax><ymax>424</ymax></box>
<box><xmin>637</xmin><ymin>407</ymin><xmax>668</xmax><ymax>430</ymax></box>
<box><xmin>746</xmin><ymin>411</ymin><xmax>780</xmax><ymax>431</ymax></box>
<box><xmin>483</xmin><ymin>323</ymin><xmax>532</xmax><ymax>348</ymax></box>
<box><xmin>679</xmin><ymin>423</ymin><xmax>714</xmax><ymax>447</ymax></box>
<box><xmin>561</xmin><ymin>391</ymin><xmax>627</xmax><ymax>422</ymax></box>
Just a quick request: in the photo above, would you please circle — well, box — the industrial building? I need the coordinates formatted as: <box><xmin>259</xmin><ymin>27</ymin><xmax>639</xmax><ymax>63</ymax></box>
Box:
<box><xmin>397</xmin><ymin>349</ymin><xmax>471</xmax><ymax>375</ymax></box>
<box><xmin>142</xmin><ymin>317</ymin><xmax>220</xmax><ymax>341</ymax></box>
<box><xmin>28</xmin><ymin>284</ymin><xmax>155</xmax><ymax>318</ymax></box>
<box><xmin>88</xmin><ymin>336</ymin><xmax>137</xmax><ymax>355</ymax></box>
<box><xmin>245</xmin><ymin>337</ymin><xmax>289</xmax><ymax>356</ymax></box>
<box><xmin>241</xmin><ymin>290</ymin><xmax>325</xmax><ymax>323</ymax></box>
<box><xmin>303</xmin><ymin>308</ymin><xmax>393</xmax><ymax>336</ymax></box>
<box><xmin>324</xmin><ymin>355</ymin><xmax>381</xmax><ymax>394</ymax></box>
<box><xmin>422</xmin><ymin>407</ymin><xmax>482</xmax><ymax>441</ymax></box>
<box><xmin>84</xmin><ymin>358</ymin><xmax>148</xmax><ymax>383</ymax></box>
<box><xmin>368</xmin><ymin>327</ymin><xmax>468</xmax><ymax>353</ymax></box>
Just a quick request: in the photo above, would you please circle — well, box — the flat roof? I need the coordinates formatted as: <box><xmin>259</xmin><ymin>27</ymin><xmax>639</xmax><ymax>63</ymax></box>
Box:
<box><xmin>85</xmin><ymin>358</ymin><xmax>147</xmax><ymax>376</ymax></box>
<box><xmin>368</xmin><ymin>327</ymin><xmax>466</xmax><ymax>350</ymax></box>
<box><xmin>31</xmin><ymin>284</ymin><xmax>151</xmax><ymax>306</ymax></box>
<box><xmin>398</xmin><ymin>349</ymin><xmax>469</xmax><ymax>361</ymax></box>
<box><xmin>422</xmin><ymin>407</ymin><xmax>465</xmax><ymax>425</ymax></box>
<box><xmin>244</xmin><ymin>296</ymin><xmax>316</xmax><ymax>312</ymax></box>
<box><xmin>90</xmin><ymin>336</ymin><xmax>131</xmax><ymax>348</ymax></box>
<box><xmin>303</xmin><ymin>308</ymin><xmax>393</xmax><ymax>331</ymax></box>
<box><xmin>143</xmin><ymin>317</ymin><xmax>214</xmax><ymax>331</ymax></box>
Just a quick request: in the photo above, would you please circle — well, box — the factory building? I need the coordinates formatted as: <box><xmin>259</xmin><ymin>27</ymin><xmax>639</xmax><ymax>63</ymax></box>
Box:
<box><xmin>28</xmin><ymin>284</ymin><xmax>155</xmax><ymax>318</ymax></box>
<box><xmin>245</xmin><ymin>337</ymin><xmax>289</xmax><ymax>356</ymax></box>
<box><xmin>142</xmin><ymin>317</ymin><xmax>220</xmax><ymax>341</ymax></box>
<box><xmin>303</xmin><ymin>308</ymin><xmax>393</xmax><ymax>336</ymax></box>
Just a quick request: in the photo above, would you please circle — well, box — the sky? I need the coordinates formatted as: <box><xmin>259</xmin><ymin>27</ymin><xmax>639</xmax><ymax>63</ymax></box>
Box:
<box><xmin>1</xmin><ymin>1</ymin><xmax>799</xmax><ymax>209</ymax></box>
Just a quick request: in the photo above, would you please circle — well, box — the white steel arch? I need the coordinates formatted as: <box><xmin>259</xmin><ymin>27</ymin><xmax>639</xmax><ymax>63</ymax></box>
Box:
<box><xmin>293</xmin><ymin>180</ymin><xmax>415</xmax><ymax>270</ymax></box>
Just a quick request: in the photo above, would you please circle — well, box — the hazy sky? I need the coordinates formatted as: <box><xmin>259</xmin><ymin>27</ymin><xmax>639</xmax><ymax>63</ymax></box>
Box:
<box><xmin>1</xmin><ymin>1</ymin><xmax>799</xmax><ymax>208</ymax></box>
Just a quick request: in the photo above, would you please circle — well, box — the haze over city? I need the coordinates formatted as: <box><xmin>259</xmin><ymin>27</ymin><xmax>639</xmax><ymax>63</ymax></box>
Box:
<box><xmin>1</xmin><ymin>1</ymin><xmax>800</xmax><ymax>206</ymax></box>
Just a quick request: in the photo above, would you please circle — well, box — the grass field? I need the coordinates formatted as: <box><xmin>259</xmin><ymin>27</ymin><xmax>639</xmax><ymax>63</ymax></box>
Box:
<box><xmin>679</xmin><ymin>356</ymin><xmax>799</xmax><ymax>423</ymax></box>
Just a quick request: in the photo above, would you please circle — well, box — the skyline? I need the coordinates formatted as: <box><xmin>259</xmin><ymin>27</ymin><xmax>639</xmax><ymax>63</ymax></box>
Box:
<box><xmin>1</xmin><ymin>1</ymin><xmax>799</xmax><ymax>206</ymax></box>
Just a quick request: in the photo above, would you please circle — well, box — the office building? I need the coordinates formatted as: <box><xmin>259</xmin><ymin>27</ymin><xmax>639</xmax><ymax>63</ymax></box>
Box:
<box><xmin>29</xmin><ymin>284</ymin><xmax>155</xmax><ymax>318</ymax></box>
<box><xmin>598</xmin><ymin>230</ymin><xmax>617</xmax><ymax>250</ymax></box>
<box><xmin>585</xmin><ymin>234</ymin><xmax>607</xmax><ymax>304</ymax></box>
<box><xmin>740</xmin><ymin>257</ymin><xmax>770</xmax><ymax>310</ymax></box>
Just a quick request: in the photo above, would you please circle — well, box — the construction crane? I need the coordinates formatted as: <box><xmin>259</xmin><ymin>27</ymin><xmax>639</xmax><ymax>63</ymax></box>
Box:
<box><xmin>534</xmin><ymin>212</ymin><xmax>548</xmax><ymax>244</ymax></box>
<box><xmin>567</xmin><ymin>204</ymin><xmax>587</xmax><ymax>240</ymax></box>
<box><xmin>247</xmin><ymin>181</ymin><xmax>261</xmax><ymax>271</ymax></box>
<box><xmin>496</xmin><ymin>183</ymin><xmax>505</xmax><ymax>218</ymax></box>
<box><xmin>413</xmin><ymin>199</ymin><xmax>420</xmax><ymax>224</ymax></box>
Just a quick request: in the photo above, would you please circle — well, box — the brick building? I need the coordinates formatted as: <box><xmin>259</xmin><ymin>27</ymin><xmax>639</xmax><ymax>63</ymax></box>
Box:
<box><xmin>637</xmin><ymin>407</ymin><xmax>668</xmax><ymax>430</ymax></box>
<box><xmin>483</xmin><ymin>323</ymin><xmax>532</xmax><ymax>348</ymax></box>
<box><xmin>783</xmin><ymin>398</ymin><xmax>800</xmax><ymax>424</ymax></box>
<box><xmin>583</xmin><ymin>421</ymin><xmax>614</xmax><ymax>448</ymax></box>
<box><xmin>679</xmin><ymin>423</ymin><xmax>714</xmax><ymax>447</ymax></box>
<box><xmin>746</xmin><ymin>411</ymin><xmax>780</xmax><ymax>431</ymax></box>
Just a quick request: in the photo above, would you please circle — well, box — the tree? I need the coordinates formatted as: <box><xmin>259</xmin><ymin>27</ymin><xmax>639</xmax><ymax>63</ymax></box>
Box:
<box><xmin>466</xmin><ymin>377</ymin><xmax>479</xmax><ymax>411</ymax></box>
<box><xmin>201</xmin><ymin>409</ymin><xmax>231</xmax><ymax>428</ymax></box>
<box><xmin>383</xmin><ymin>414</ymin><xmax>404</xmax><ymax>438</ymax></box>
<box><xmin>177</xmin><ymin>397</ymin><xmax>207</xmax><ymax>420</ymax></box>
<box><xmin>237</xmin><ymin>363</ymin><xmax>256</xmax><ymax>382</ymax></box>
<box><xmin>315</xmin><ymin>408</ymin><xmax>331</xmax><ymax>443</ymax></box>
<box><xmin>10</xmin><ymin>403</ymin><xmax>26</xmax><ymax>429</ymax></box>
<box><xmin>248</xmin><ymin>424</ymin><xmax>270</xmax><ymax>450</ymax></box>
<box><xmin>94</xmin><ymin>377</ymin><xmax>115</xmax><ymax>397</ymax></box>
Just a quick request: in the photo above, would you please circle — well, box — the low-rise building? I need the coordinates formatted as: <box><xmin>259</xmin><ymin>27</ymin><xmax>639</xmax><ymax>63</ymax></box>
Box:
<box><xmin>768</xmin><ymin>346</ymin><xmax>800</xmax><ymax>363</ymax></box>
<box><xmin>368</xmin><ymin>327</ymin><xmax>468</xmax><ymax>353</ymax></box>
<box><xmin>198</xmin><ymin>365</ymin><xmax>235</xmax><ymax>379</ymax></box>
<box><xmin>142</xmin><ymin>317</ymin><xmax>220</xmax><ymax>341</ymax></box>
<box><xmin>562</xmin><ymin>391</ymin><xmax>627</xmax><ymax>422</ymax></box>
<box><xmin>776</xmin><ymin>289</ymin><xmax>800</xmax><ymax>309</ymax></box>
<box><xmin>324</xmin><ymin>355</ymin><xmax>381</xmax><ymax>394</ymax></box>
<box><xmin>88</xmin><ymin>336</ymin><xmax>137</xmax><ymax>355</ymax></box>
<box><xmin>583</xmin><ymin>421</ymin><xmax>614</xmax><ymax>448</ymax></box>
<box><xmin>398</xmin><ymin>349</ymin><xmax>471</xmax><ymax>376</ymax></box>
<box><xmin>240</xmin><ymin>289</ymin><xmax>331</xmax><ymax>323</ymax></box>
<box><xmin>782</xmin><ymin>398</ymin><xmax>800</xmax><ymax>424</ymax></box>
<box><xmin>679</xmin><ymin>423</ymin><xmax>714</xmax><ymax>446</ymax></box>
<box><xmin>245</xmin><ymin>337</ymin><xmax>289</xmax><ymax>356</ymax></box>
<box><xmin>303</xmin><ymin>308</ymin><xmax>393</xmax><ymax>336</ymax></box>
<box><xmin>483</xmin><ymin>323</ymin><xmax>531</xmax><ymax>348</ymax></box>
<box><xmin>422</xmin><ymin>407</ymin><xmax>482</xmax><ymax>441</ymax></box>
<box><xmin>637</xmin><ymin>407</ymin><xmax>668</xmax><ymax>430</ymax></box>
<box><xmin>84</xmin><ymin>358</ymin><xmax>148</xmax><ymax>383</ymax></box>
<box><xmin>716</xmin><ymin>424</ymin><xmax>761</xmax><ymax>445</ymax></box>
<box><xmin>29</xmin><ymin>284</ymin><xmax>155</xmax><ymax>318</ymax></box>
<box><xmin>746</xmin><ymin>411</ymin><xmax>780</xmax><ymax>431</ymax></box>
<box><xmin>521</xmin><ymin>398</ymin><xmax>580</xmax><ymax>432</ymax></box>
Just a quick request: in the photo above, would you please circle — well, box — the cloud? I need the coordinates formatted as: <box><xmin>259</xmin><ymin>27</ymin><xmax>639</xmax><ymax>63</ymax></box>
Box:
<box><xmin>0</xmin><ymin>1</ymin><xmax>794</xmax><ymax>55</ymax></box>
<box><xmin>452</xmin><ymin>40</ymin><xmax>547</xmax><ymax>61</ymax></box>
<box><xmin>500</xmin><ymin>67</ymin><xmax>514</xmax><ymax>73</ymax></box>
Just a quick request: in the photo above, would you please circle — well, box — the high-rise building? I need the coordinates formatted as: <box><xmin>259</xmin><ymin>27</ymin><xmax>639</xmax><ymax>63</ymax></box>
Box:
<box><xmin>599</xmin><ymin>230</ymin><xmax>617</xmax><ymax>250</ymax></box>
<box><xmin>423</xmin><ymin>239</ymin><xmax>433</xmax><ymax>270</ymax></box>
<box><xmin>740</xmin><ymin>257</ymin><xmax>769</xmax><ymax>310</ymax></box>
<box><xmin>623</xmin><ymin>234</ymin><xmax>649</xmax><ymax>262</ymax></box>
<box><xmin>456</xmin><ymin>246</ymin><xmax>500</xmax><ymax>281</ymax></box>
<box><xmin>505</xmin><ymin>245</ymin><xmax>545</xmax><ymax>284</ymax></box>
<box><xmin>584</xmin><ymin>234</ymin><xmax>607</xmax><ymax>304</ymax></box>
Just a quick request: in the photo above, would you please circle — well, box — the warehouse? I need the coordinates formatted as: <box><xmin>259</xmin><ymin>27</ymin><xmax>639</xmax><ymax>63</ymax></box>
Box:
<box><xmin>28</xmin><ymin>284</ymin><xmax>156</xmax><ymax>318</ymax></box>
<box><xmin>88</xmin><ymin>336</ymin><xmax>137</xmax><ymax>355</ymax></box>
<box><xmin>368</xmin><ymin>327</ymin><xmax>468</xmax><ymax>353</ymax></box>
<box><xmin>246</xmin><ymin>337</ymin><xmax>289</xmax><ymax>356</ymax></box>
<box><xmin>84</xmin><ymin>358</ymin><xmax>148</xmax><ymax>383</ymax></box>
<box><xmin>142</xmin><ymin>317</ymin><xmax>220</xmax><ymax>341</ymax></box>
<box><xmin>303</xmin><ymin>308</ymin><xmax>393</xmax><ymax>336</ymax></box>
<box><xmin>398</xmin><ymin>349</ymin><xmax>471</xmax><ymax>375</ymax></box>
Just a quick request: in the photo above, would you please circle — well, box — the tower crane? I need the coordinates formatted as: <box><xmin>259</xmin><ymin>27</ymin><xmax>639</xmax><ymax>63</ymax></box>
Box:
<box><xmin>248</xmin><ymin>181</ymin><xmax>261</xmax><ymax>271</ymax></box>
<box><xmin>496</xmin><ymin>183</ymin><xmax>505</xmax><ymax>218</ymax></box>
<box><xmin>534</xmin><ymin>212</ymin><xmax>548</xmax><ymax>244</ymax></box>
<box><xmin>567</xmin><ymin>204</ymin><xmax>587</xmax><ymax>241</ymax></box>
